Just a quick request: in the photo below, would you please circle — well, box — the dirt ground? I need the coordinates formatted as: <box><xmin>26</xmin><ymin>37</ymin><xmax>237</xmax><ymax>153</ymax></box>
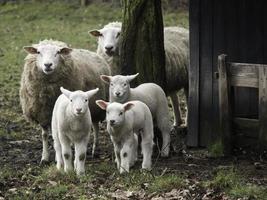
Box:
<box><xmin>1</xmin><ymin>103</ymin><xmax>266</xmax><ymax>199</ymax></box>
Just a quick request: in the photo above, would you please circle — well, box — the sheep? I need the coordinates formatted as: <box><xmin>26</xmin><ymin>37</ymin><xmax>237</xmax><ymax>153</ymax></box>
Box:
<box><xmin>89</xmin><ymin>22</ymin><xmax>189</xmax><ymax>127</ymax></box>
<box><xmin>89</xmin><ymin>21</ymin><xmax>121</xmax><ymax>75</ymax></box>
<box><xmin>52</xmin><ymin>87</ymin><xmax>99</xmax><ymax>175</ymax></box>
<box><xmin>96</xmin><ymin>100</ymin><xmax>153</xmax><ymax>173</ymax></box>
<box><xmin>100</xmin><ymin>73</ymin><xmax>171</xmax><ymax>157</ymax></box>
<box><xmin>20</xmin><ymin>39</ymin><xmax>110</xmax><ymax>164</ymax></box>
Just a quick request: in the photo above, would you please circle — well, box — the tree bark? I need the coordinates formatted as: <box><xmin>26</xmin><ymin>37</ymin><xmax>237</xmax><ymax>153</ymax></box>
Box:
<box><xmin>81</xmin><ymin>0</ymin><xmax>88</xmax><ymax>6</ymax></box>
<box><xmin>120</xmin><ymin>0</ymin><xmax>166</xmax><ymax>90</ymax></box>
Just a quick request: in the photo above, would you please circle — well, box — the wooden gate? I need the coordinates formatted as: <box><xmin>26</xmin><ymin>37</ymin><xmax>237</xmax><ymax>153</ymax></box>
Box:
<box><xmin>218</xmin><ymin>54</ymin><xmax>267</xmax><ymax>153</ymax></box>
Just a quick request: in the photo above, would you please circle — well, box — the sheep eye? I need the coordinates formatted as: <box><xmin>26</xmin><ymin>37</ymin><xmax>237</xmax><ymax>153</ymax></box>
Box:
<box><xmin>123</xmin><ymin>83</ymin><xmax>127</xmax><ymax>87</ymax></box>
<box><xmin>116</xmin><ymin>32</ymin><xmax>120</xmax><ymax>38</ymax></box>
<box><xmin>85</xmin><ymin>99</ymin><xmax>88</xmax><ymax>102</ymax></box>
<box><xmin>119</xmin><ymin>112</ymin><xmax>123</xmax><ymax>116</ymax></box>
<box><xmin>110</xmin><ymin>83</ymin><xmax>114</xmax><ymax>86</ymax></box>
<box><xmin>70</xmin><ymin>99</ymin><xmax>73</xmax><ymax>102</ymax></box>
<box><xmin>37</xmin><ymin>51</ymin><xmax>40</xmax><ymax>54</ymax></box>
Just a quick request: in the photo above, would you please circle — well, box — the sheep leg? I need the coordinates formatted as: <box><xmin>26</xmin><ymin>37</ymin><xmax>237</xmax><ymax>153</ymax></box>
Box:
<box><xmin>156</xmin><ymin>108</ymin><xmax>171</xmax><ymax>157</ymax></box>
<box><xmin>140</xmin><ymin>129</ymin><xmax>153</xmax><ymax>170</ymax></box>
<box><xmin>184</xmin><ymin>87</ymin><xmax>189</xmax><ymax>126</ymax></box>
<box><xmin>120</xmin><ymin>137</ymin><xmax>136</xmax><ymax>173</ymax></box>
<box><xmin>92</xmin><ymin>122</ymin><xmax>99</xmax><ymax>158</ymax></box>
<box><xmin>53</xmin><ymin>135</ymin><xmax>63</xmax><ymax>170</ymax></box>
<box><xmin>120</xmin><ymin>147</ymin><xmax>130</xmax><ymax>174</ymax></box>
<box><xmin>113</xmin><ymin>144</ymin><xmax>121</xmax><ymax>170</ymax></box>
<box><xmin>133</xmin><ymin>134</ymin><xmax>138</xmax><ymax>163</ymax></box>
<box><xmin>170</xmin><ymin>93</ymin><xmax>183</xmax><ymax>127</ymax></box>
<box><xmin>74</xmin><ymin>137</ymin><xmax>89</xmax><ymax>175</ymax></box>
<box><xmin>40</xmin><ymin>126</ymin><xmax>50</xmax><ymax>164</ymax></box>
<box><xmin>60</xmin><ymin>135</ymin><xmax>73</xmax><ymax>173</ymax></box>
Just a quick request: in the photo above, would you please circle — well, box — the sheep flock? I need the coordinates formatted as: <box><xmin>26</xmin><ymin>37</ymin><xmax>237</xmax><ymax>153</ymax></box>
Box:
<box><xmin>19</xmin><ymin>22</ymin><xmax>189</xmax><ymax>174</ymax></box>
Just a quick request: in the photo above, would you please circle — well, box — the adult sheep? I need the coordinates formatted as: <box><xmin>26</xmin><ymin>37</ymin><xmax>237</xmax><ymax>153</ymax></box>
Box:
<box><xmin>89</xmin><ymin>22</ymin><xmax>189</xmax><ymax>127</ymax></box>
<box><xmin>20</xmin><ymin>39</ymin><xmax>110</xmax><ymax>164</ymax></box>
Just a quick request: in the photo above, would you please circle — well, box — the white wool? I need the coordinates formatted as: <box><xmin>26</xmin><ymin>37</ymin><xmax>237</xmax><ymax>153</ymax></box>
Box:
<box><xmin>96</xmin><ymin>100</ymin><xmax>153</xmax><ymax>173</ymax></box>
<box><xmin>52</xmin><ymin>87</ymin><xmax>99</xmax><ymax>175</ymax></box>
<box><xmin>91</xmin><ymin>22</ymin><xmax>189</xmax><ymax>127</ymax></box>
<box><xmin>101</xmin><ymin>74</ymin><xmax>171</xmax><ymax>157</ymax></box>
<box><xmin>20</xmin><ymin>39</ymin><xmax>110</xmax><ymax>163</ymax></box>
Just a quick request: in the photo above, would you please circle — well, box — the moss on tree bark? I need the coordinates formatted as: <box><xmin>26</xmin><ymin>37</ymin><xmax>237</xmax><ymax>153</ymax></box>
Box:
<box><xmin>120</xmin><ymin>0</ymin><xmax>166</xmax><ymax>90</ymax></box>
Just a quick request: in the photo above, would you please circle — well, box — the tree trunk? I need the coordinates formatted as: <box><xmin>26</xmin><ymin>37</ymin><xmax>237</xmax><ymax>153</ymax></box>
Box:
<box><xmin>120</xmin><ymin>0</ymin><xmax>166</xmax><ymax>90</ymax></box>
<box><xmin>81</xmin><ymin>0</ymin><xmax>88</xmax><ymax>6</ymax></box>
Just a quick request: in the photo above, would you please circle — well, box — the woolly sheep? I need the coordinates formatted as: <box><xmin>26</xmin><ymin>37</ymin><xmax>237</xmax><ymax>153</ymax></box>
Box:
<box><xmin>20</xmin><ymin>39</ymin><xmax>110</xmax><ymax>164</ymax></box>
<box><xmin>100</xmin><ymin>73</ymin><xmax>171</xmax><ymax>157</ymax></box>
<box><xmin>96</xmin><ymin>100</ymin><xmax>153</xmax><ymax>173</ymax></box>
<box><xmin>52</xmin><ymin>87</ymin><xmax>99</xmax><ymax>175</ymax></box>
<box><xmin>89</xmin><ymin>21</ymin><xmax>121</xmax><ymax>75</ymax></box>
<box><xmin>89</xmin><ymin>22</ymin><xmax>189</xmax><ymax>127</ymax></box>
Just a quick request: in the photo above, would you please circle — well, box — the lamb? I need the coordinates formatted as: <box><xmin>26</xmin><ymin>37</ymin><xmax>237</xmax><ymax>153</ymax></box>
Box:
<box><xmin>100</xmin><ymin>73</ymin><xmax>171</xmax><ymax>157</ymax></box>
<box><xmin>52</xmin><ymin>87</ymin><xmax>99</xmax><ymax>175</ymax></box>
<box><xmin>96</xmin><ymin>100</ymin><xmax>153</xmax><ymax>173</ymax></box>
<box><xmin>20</xmin><ymin>39</ymin><xmax>110</xmax><ymax>164</ymax></box>
<box><xmin>89</xmin><ymin>22</ymin><xmax>189</xmax><ymax>127</ymax></box>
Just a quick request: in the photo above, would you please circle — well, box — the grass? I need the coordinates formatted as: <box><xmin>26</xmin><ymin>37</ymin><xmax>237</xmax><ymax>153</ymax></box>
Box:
<box><xmin>204</xmin><ymin>167</ymin><xmax>267</xmax><ymax>199</ymax></box>
<box><xmin>208</xmin><ymin>140</ymin><xmax>224</xmax><ymax>157</ymax></box>
<box><xmin>149</xmin><ymin>174</ymin><xmax>184</xmax><ymax>193</ymax></box>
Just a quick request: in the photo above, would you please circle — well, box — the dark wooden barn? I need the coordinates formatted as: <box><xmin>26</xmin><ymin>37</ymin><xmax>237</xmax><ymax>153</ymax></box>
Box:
<box><xmin>187</xmin><ymin>0</ymin><xmax>267</xmax><ymax>151</ymax></box>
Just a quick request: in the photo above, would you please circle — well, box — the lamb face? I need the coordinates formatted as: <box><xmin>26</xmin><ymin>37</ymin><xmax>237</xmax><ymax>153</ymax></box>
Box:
<box><xmin>89</xmin><ymin>26</ymin><xmax>121</xmax><ymax>57</ymax></box>
<box><xmin>95</xmin><ymin>101</ymin><xmax>134</xmax><ymax>128</ymax></box>
<box><xmin>23</xmin><ymin>44</ymin><xmax>72</xmax><ymax>75</ymax></box>
<box><xmin>101</xmin><ymin>74</ymin><xmax>139</xmax><ymax>102</ymax></box>
<box><xmin>106</xmin><ymin>103</ymin><xmax>126</xmax><ymax>127</ymax></box>
<box><xmin>60</xmin><ymin>87</ymin><xmax>99</xmax><ymax>117</ymax></box>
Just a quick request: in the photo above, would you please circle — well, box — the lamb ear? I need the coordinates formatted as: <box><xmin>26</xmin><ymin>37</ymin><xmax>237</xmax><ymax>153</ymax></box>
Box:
<box><xmin>86</xmin><ymin>88</ymin><xmax>99</xmax><ymax>99</ymax></box>
<box><xmin>124</xmin><ymin>102</ymin><xmax>134</xmax><ymax>111</ymax></box>
<box><xmin>59</xmin><ymin>47</ymin><xmax>72</xmax><ymax>55</ymax></box>
<box><xmin>89</xmin><ymin>30</ymin><xmax>102</xmax><ymax>37</ymax></box>
<box><xmin>127</xmin><ymin>73</ymin><xmax>139</xmax><ymax>82</ymax></box>
<box><xmin>100</xmin><ymin>75</ymin><xmax>112</xmax><ymax>84</ymax></box>
<box><xmin>23</xmin><ymin>46</ymin><xmax>38</xmax><ymax>54</ymax></box>
<box><xmin>60</xmin><ymin>87</ymin><xmax>72</xmax><ymax>99</ymax></box>
<box><xmin>95</xmin><ymin>100</ymin><xmax>109</xmax><ymax>110</ymax></box>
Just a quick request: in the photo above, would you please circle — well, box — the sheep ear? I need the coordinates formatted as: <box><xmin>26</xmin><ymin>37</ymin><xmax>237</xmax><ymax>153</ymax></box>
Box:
<box><xmin>60</xmin><ymin>87</ymin><xmax>72</xmax><ymax>99</ymax></box>
<box><xmin>86</xmin><ymin>88</ymin><xmax>99</xmax><ymax>99</ymax></box>
<box><xmin>23</xmin><ymin>46</ymin><xmax>38</xmax><ymax>54</ymax></box>
<box><xmin>124</xmin><ymin>102</ymin><xmax>134</xmax><ymax>111</ymax></box>
<box><xmin>100</xmin><ymin>75</ymin><xmax>111</xmax><ymax>84</ymax></box>
<box><xmin>59</xmin><ymin>47</ymin><xmax>72</xmax><ymax>55</ymax></box>
<box><xmin>127</xmin><ymin>73</ymin><xmax>139</xmax><ymax>82</ymax></box>
<box><xmin>95</xmin><ymin>100</ymin><xmax>109</xmax><ymax>110</ymax></box>
<box><xmin>89</xmin><ymin>30</ymin><xmax>102</xmax><ymax>37</ymax></box>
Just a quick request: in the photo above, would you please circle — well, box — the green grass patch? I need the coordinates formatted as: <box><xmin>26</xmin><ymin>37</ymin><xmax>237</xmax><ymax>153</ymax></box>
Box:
<box><xmin>204</xmin><ymin>167</ymin><xmax>267</xmax><ymax>199</ymax></box>
<box><xmin>208</xmin><ymin>140</ymin><xmax>224</xmax><ymax>157</ymax></box>
<box><xmin>149</xmin><ymin>174</ymin><xmax>184</xmax><ymax>193</ymax></box>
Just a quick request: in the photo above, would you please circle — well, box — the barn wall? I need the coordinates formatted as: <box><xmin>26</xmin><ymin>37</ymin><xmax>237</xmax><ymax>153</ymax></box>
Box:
<box><xmin>188</xmin><ymin>0</ymin><xmax>267</xmax><ymax>147</ymax></box>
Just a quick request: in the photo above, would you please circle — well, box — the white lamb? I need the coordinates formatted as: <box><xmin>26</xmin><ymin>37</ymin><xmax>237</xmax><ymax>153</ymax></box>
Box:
<box><xmin>52</xmin><ymin>87</ymin><xmax>99</xmax><ymax>175</ymax></box>
<box><xmin>89</xmin><ymin>22</ymin><xmax>189</xmax><ymax>127</ymax></box>
<box><xmin>96</xmin><ymin>100</ymin><xmax>153</xmax><ymax>173</ymax></box>
<box><xmin>100</xmin><ymin>73</ymin><xmax>171</xmax><ymax>157</ymax></box>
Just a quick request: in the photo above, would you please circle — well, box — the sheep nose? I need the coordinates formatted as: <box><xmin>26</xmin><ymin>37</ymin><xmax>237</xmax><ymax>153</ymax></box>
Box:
<box><xmin>115</xmin><ymin>92</ymin><xmax>120</xmax><ymax>96</ymax></box>
<box><xmin>44</xmin><ymin>63</ymin><xmax>52</xmax><ymax>68</ymax></box>
<box><xmin>110</xmin><ymin>120</ymin><xmax>115</xmax><ymax>125</ymax></box>
<box><xmin>105</xmin><ymin>46</ymin><xmax>113</xmax><ymax>51</ymax></box>
<box><xmin>76</xmin><ymin>108</ymin><xmax>82</xmax><ymax>113</ymax></box>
